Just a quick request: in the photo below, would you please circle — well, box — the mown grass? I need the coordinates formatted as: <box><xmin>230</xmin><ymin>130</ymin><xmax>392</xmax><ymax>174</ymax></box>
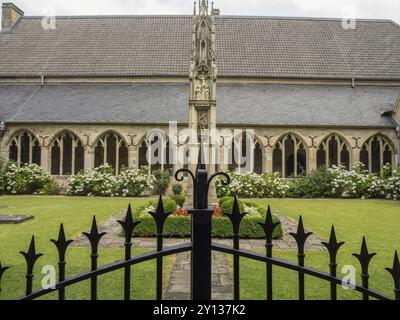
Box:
<box><xmin>0</xmin><ymin>196</ymin><xmax>175</xmax><ymax>300</ymax></box>
<box><xmin>239</xmin><ymin>199</ymin><xmax>400</xmax><ymax>300</ymax></box>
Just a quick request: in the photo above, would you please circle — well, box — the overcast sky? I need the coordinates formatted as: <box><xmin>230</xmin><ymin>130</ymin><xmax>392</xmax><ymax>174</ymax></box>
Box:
<box><xmin>3</xmin><ymin>0</ymin><xmax>400</xmax><ymax>23</ymax></box>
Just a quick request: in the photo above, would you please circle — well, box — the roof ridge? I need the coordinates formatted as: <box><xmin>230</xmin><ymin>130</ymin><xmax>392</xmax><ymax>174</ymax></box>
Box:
<box><xmin>18</xmin><ymin>15</ymin><xmax>396</xmax><ymax>24</ymax></box>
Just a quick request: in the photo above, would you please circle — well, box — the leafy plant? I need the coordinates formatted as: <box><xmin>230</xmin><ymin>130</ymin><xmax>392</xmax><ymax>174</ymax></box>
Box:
<box><xmin>152</xmin><ymin>170</ymin><xmax>171</xmax><ymax>195</ymax></box>
<box><xmin>172</xmin><ymin>183</ymin><xmax>183</xmax><ymax>196</ymax></box>
<box><xmin>170</xmin><ymin>195</ymin><xmax>186</xmax><ymax>208</ymax></box>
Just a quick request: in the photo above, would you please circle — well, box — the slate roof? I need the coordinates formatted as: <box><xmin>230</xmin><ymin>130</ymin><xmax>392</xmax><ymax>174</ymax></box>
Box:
<box><xmin>0</xmin><ymin>83</ymin><xmax>397</xmax><ymax>127</ymax></box>
<box><xmin>1</xmin><ymin>15</ymin><xmax>400</xmax><ymax>79</ymax></box>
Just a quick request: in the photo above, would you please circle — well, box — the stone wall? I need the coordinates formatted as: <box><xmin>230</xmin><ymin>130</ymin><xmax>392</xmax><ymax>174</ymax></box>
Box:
<box><xmin>0</xmin><ymin>123</ymin><xmax>398</xmax><ymax>176</ymax></box>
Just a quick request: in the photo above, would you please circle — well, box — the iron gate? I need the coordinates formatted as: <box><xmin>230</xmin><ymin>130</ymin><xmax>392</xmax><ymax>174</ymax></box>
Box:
<box><xmin>0</xmin><ymin>162</ymin><xmax>399</xmax><ymax>301</ymax></box>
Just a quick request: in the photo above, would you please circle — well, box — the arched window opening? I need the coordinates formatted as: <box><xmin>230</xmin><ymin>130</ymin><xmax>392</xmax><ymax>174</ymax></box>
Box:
<box><xmin>94</xmin><ymin>132</ymin><xmax>128</xmax><ymax>174</ymax></box>
<box><xmin>360</xmin><ymin>135</ymin><xmax>394</xmax><ymax>175</ymax></box>
<box><xmin>228</xmin><ymin>133</ymin><xmax>261</xmax><ymax>174</ymax></box>
<box><xmin>317</xmin><ymin>135</ymin><xmax>351</xmax><ymax>170</ymax></box>
<box><xmin>50</xmin><ymin>132</ymin><xmax>84</xmax><ymax>176</ymax></box>
<box><xmin>273</xmin><ymin>134</ymin><xmax>307</xmax><ymax>178</ymax></box>
<box><xmin>254</xmin><ymin>142</ymin><xmax>263</xmax><ymax>174</ymax></box>
<box><xmin>138</xmin><ymin>135</ymin><xmax>172</xmax><ymax>174</ymax></box>
<box><xmin>8</xmin><ymin>131</ymin><xmax>41</xmax><ymax>166</ymax></box>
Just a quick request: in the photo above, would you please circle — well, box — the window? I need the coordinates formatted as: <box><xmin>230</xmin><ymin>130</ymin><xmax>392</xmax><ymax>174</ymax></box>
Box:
<box><xmin>317</xmin><ymin>134</ymin><xmax>351</xmax><ymax>170</ymax></box>
<box><xmin>94</xmin><ymin>132</ymin><xmax>128</xmax><ymax>174</ymax></box>
<box><xmin>273</xmin><ymin>134</ymin><xmax>307</xmax><ymax>178</ymax></box>
<box><xmin>227</xmin><ymin>133</ymin><xmax>262</xmax><ymax>174</ymax></box>
<box><xmin>139</xmin><ymin>136</ymin><xmax>173</xmax><ymax>174</ymax></box>
<box><xmin>8</xmin><ymin>131</ymin><xmax>41</xmax><ymax>166</ymax></box>
<box><xmin>50</xmin><ymin>131</ymin><xmax>84</xmax><ymax>175</ymax></box>
<box><xmin>360</xmin><ymin>135</ymin><xmax>393</xmax><ymax>174</ymax></box>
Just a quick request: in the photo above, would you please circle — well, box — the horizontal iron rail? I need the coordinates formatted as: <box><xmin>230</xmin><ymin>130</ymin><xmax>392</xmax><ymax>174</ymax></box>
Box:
<box><xmin>212</xmin><ymin>244</ymin><xmax>391</xmax><ymax>301</ymax></box>
<box><xmin>18</xmin><ymin>243</ymin><xmax>192</xmax><ymax>301</ymax></box>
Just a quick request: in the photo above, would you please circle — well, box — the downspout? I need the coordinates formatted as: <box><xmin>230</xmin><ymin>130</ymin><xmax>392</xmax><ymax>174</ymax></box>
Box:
<box><xmin>393</xmin><ymin>117</ymin><xmax>400</xmax><ymax>167</ymax></box>
<box><xmin>396</xmin><ymin>123</ymin><xmax>400</xmax><ymax>167</ymax></box>
<box><xmin>0</xmin><ymin>121</ymin><xmax>6</xmax><ymax>159</ymax></box>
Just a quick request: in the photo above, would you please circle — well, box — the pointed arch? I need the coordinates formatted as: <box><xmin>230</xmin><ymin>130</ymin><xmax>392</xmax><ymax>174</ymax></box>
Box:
<box><xmin>138</xmin><ymin>131</ymin><xmax>172</xmax><ymax>174</ymax></box>
<box><xmin>49</xmin><ymin>130</ymin><xmax>84</xmax><ymax>176</ymax></box>
<box><xmin>272</xmin><ymin>131</ymin><xmax>308</xmax><ymax>178</ymax></box>
<box><xmin>317</xmin><ymin>132</ymin><xmax>353</xmax><ymax>170</ymax></box>
<box><xmin>7</xmin><ymin>130</ymin><xmax>41</xmax><ymax>166</ymax></box>
<box><xmin>360</xmin><ymin>133</ymin><xmax>396</xmax><ymax>174</ymax></box>
<box><xmin>94</xmin><ymin>131</ymin><xmax>128</xmax><ymax>174</ymax></box>
<box><xmin>227</xmin><ymin>131</ymin><xmax>263</xmax><ymax>174</ymax></box>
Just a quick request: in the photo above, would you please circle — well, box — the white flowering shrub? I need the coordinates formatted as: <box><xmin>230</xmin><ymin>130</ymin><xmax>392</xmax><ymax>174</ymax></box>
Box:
<box><xmin>118</xmin><ymin>167</ymin><xmax>155</xmax><ymax>197</ymax></box>
<box><xmin>378</xmin><ymin>168</ymin><xmax>400</xmax><ymax>201</ymax></box>
<box><xmin>216</xmin><ymin>172</ymin><xmax>290</xmax><ymax>198</ymax></box>
<box><xmin>4</xmin><ymin>163</ymin><xmax>55</xmax><ymax>195</ymax></box>
<box><xmin>216</xmin><ymin>164</ymin><xmax>400</xmax><ymax>201</ymax></box>
<box><xmin>328</xmin><ymin>163</ymin><xmax>380</xmax><ymax>199</ymax></box>
<box><xmin>327</xmin><ymin>163</ymin><xmax>399</xmax><ymax>200</ymax></box>
<box><xmin>68</xmin><ymin>165</ymin><xmax>154</xmax><ymax>197</ymax></box>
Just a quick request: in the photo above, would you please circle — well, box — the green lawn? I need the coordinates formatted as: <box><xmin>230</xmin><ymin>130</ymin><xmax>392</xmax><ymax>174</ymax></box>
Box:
<box><xmin>0</xmin><ymin>196</ymin><xmax>175</xmax><ymax>300</ymax></box>
<box><xmin>239</xmin><ymin>199</ymin><xmax>400</xmax><ymax>300</ymax></box>
<box><xmin>1</xmin><ymin>197</ymin><xmax>399</xmax><ymax>300</ymax></box>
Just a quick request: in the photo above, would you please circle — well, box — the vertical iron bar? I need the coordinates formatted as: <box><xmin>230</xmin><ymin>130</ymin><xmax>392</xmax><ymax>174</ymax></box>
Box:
<box><xmin>190</xmin><ymin>208</ymin><xmax>213</xmax><ymax>300</ymax></box>
<box><xmin>124</xmin><ymin>238</ymin><xmax>132</xmax><ymax>301</ymax></box>
<box><xmin>361</xmin><ymin>272</ymin><xmax>369</xmax><ymax>301</ymax></box>
<box><xmin>298</xmin><ymin>253</ymin><xmax>305</xmax><ymax>301</ymax></box>
<box><xmin>156</xmin><ymin>232</ymin><xmax>163</xmax><ymax>301</ymax></box>
<box><xmin>90</xmin><ymin>253</ymin><xmax>98</xmax><ymax>301</ymax></box>
<box><xmin>266</xmin><ymin>240</ymin><xmax>273</xmax><ymax>301</ymax></box>
<box><xmin>58</xmin><ymin>260</ymin><xmax>66</xmax><ymax>300</ymax></box>
<box><xmin>233</xmin><ymin>233</ymin><xmax>240</xmax><ymax>301</ymax></box>
<box><xmin>329</xmin><ymin>262</ymin><xmax>337</xmax><ymax>301</ymax></box>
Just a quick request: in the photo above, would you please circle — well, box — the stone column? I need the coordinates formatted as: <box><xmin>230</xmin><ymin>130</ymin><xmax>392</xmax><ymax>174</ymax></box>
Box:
<box><xmin>352</xmin><ymin>148</ymin><xmax>361</xmax><ymax>170</ymax></box>
<box><xmin>128</xmin><ymin>146</ymin><xmax>139</xmax><ymax>169</ymax></box>
<box><xmin>41</xmin><ymin>147</ymin><xmax>50</xmax><ymax>174</ymax></box>
<box><xmin>308</xmin><ymin>147</ymin><xmax>318</xmax><ymax>173</ymax></box>
<box><xmin>84</xmin><ymin>146</ymin><xmax>95</xmax><ymax>171</ymax></box>
<box><xmin>264</xmin><ymin>147</ymin><xmax>273</xmax><ymax>173</ymax></box>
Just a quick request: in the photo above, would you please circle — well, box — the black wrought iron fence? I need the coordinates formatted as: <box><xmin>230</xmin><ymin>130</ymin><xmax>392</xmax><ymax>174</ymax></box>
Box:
<box><xmin>0</xmin><ymin>161</ymin><xmax>399</xmax><ymax>301</ymax></box>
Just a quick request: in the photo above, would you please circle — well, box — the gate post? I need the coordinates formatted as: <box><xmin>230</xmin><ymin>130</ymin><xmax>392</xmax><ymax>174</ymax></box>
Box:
<box><xmin>190</xmin><ymin>207</ymin><xmax>213</xmax><ymax>300</ymax></box>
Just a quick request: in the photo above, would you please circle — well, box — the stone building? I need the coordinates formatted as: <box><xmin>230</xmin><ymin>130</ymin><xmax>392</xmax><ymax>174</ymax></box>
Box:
<box><xmin>0</xmin><ymin>1</ymin><xmax>399</xmax><ymax>181</ymax></box>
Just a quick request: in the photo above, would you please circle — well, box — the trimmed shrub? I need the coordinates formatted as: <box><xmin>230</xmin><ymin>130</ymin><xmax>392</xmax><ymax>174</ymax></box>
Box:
<box><xmin>132</xmin><ymin>200</ymin><xmax>282</xmax><ymax>239</ymax></box>
<box><xmin>170</xmin><ymin>195</ymin><xmax>186</xmax><ymax>208</ymax></box>
<box><xmin>220</xmin><ymin>197</ymin><xmax>245</xmax><ymax>214</ymax></box>
<box><xmin>3</xmin><ymin>163</ymin><xmax>56</xmax><ymax>195</ymax></box>
<box><xmin>133</xmin><ymin>212</ymin><xmax>282</xmax><ymax>239</ymax></box>
<box><xmin>172</xmin><ymin>184</ymin><xmax>183</xmax><ymax>196</ymax></box>
<box><xmin>152</xmin><ymin>170</ymin><xmax>171</xmax><ymax>195</ymax></box>
<box><xmin>141</xmin><ymin>198</ymin><xmax>178</xmax><ymax>216</ymax></box>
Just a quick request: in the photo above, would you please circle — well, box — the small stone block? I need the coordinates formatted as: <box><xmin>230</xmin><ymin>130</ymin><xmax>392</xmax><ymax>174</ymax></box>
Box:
<box><xmin>0</xmin><ymin>215</ymin><xmax>34</xmax><ymax>224</ymax></box>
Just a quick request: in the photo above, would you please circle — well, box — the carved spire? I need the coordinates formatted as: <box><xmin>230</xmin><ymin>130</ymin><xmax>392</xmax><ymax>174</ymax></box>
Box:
<box><xmin>189</xmin><ymin>0</ymin><xmax>217</xmax><ymax>99</ymax></box>
<box><xmin>199</xmin><ymin>0</ymin><xmax>208</xmax><ymax>16</ymax></box>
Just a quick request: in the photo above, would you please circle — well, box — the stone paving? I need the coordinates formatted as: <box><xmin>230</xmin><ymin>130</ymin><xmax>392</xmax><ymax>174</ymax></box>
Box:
<box><xmin>72</xmin><ymin>210</ymin><xmax>324</xmax><ymax>300</ymax></box>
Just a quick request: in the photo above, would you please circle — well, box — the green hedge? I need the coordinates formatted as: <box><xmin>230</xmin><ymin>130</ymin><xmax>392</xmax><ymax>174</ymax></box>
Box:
<box><xmin>133</xmin><ymin>207</ymin><xmax>283</xmax><ymax>239</ymax></box>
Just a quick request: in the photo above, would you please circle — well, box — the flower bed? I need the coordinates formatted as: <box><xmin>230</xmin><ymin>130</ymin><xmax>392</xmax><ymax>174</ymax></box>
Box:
<box><xmin>217</xmin><ymin>164</ymin><xmax>400</xmax><ymax>201</ymax></box>
<box><xmin>3</xmin><ymin>163</ymin><xmax>59</xmax><ymax>195</ymax></box>
<box><xmin>131</xmin><ymin>198</ymin><xmax>283</xmax><ymax>239</ymax></box>
<box><xmin>67</xmin><ymin>165</ymin><xmax>154</xmax><ymax>197</ymax></box>
<box><xmin>216</xmin><ymin>172</ymin><xmax>290</xmax><ymax>198</ymax></box>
